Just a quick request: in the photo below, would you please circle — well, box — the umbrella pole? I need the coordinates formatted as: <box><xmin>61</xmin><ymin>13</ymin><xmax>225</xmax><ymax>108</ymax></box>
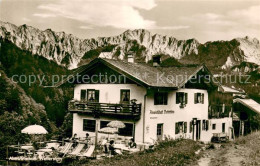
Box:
<box><xmin>94</xmin><ymin>119</ymin><xmax>99</xmax><ymax>158</ymax></box>
<box><xmin>6</xmin><ymin>146</ymin><xmax>9</xmax><ymax>165</ymax></box>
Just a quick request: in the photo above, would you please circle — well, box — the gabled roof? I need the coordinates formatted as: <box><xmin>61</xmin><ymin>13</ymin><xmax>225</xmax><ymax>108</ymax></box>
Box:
<box><xmin>219</xmin><ymin>86</ymin><xmax>244</xmax><ymax>94</ymax></box>
<box><xmin>234</xmin><ymin>98</ymin><xmax>260</xmax><ymax>114</ymax></box>
<box><xmin>57</xmin><ymin>58</ymin><xmax>217</xmax><ymax>88</ymax></box>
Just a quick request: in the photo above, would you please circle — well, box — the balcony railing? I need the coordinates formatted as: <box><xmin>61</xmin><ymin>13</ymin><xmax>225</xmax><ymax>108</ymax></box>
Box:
<box><xmin>68</xmin><ymin>100</ymin><xmax>142</xmax><ymax>118</ymax></box>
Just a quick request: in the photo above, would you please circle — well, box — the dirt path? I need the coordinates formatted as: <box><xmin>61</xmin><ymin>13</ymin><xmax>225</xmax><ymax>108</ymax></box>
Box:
<box><xmin>197</xmin><ymin>143</ymin><xmax>252</xmax><ymax>166</ymax></box>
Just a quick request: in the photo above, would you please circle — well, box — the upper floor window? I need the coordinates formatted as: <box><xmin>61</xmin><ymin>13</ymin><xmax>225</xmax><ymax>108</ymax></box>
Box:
<box><xmin>176</xmin><ymin>92</ymin><xmax>188</xmax><ymax>107</ymax></box>
<box><xmin>81</xmin><ymin>90</ymin><xmax>87</xmax><ymax>101</ymax></box>
<box><xmin>194</xmin><ymin>93</ymin><xmax>204</xmax><ymax>104</ymax></box>
<box><xmin>87</xmin><ymin>89</ymin><xmax>99</xmax><ymax>102</ymax></box>
<box><xmin>154</xmin><ymin>92</ymin><xmax>168</xmax><ymax>105</ymax></box>
<box><xmin>120</xmin><ymin>89</ymin><xmax>130</xmax><ymax>104</ymax></box>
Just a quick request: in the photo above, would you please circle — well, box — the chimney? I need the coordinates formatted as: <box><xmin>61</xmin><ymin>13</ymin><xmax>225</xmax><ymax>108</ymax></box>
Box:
<box><xmin>127</xmin><ymin>53</ymin><xmax>134</xmax><ymax>63</ymax></box>
<box><xmin>153</xmin><ymin>56</ymin><xmax>161</xmax><ymax>67</ymax></box>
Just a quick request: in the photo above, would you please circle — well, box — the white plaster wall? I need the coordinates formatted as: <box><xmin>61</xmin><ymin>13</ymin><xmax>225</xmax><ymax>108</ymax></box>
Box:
<box><xmin>144</xmin><ymin>89</ymin><xmax>209</xmax><ymax>143</ymax></box>
<box><xmin>72</xmin><ymin>85</ymin><xmax>233</xmax><ymax>144</ymax></box>
<box><xmin>200</xmin><ymin>117</ymin><xmax>233</xmax><ymax>142</ymax></box>
<box><xmin>72</xmin><ymin>84</ymin><xmax>146</xmax><ymax>143</ymax></box>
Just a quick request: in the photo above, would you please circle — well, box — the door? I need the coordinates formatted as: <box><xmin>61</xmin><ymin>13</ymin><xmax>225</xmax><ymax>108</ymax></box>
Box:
<box><xmin>196</xmin><ymin>120</ymin><xmax>201</xmax><ymax>140</ymax></box>
<box><xmin>157</xmin><ymin>123</ymin><xmax>164</xmax><ymax>140</ymax></box>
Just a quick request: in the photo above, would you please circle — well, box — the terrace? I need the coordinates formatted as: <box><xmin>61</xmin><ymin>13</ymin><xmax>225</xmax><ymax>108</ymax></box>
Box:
<box><xmin>68</xmin><ymin>100</ymin><xmax>142</xmax><ymax>119</ymax></box>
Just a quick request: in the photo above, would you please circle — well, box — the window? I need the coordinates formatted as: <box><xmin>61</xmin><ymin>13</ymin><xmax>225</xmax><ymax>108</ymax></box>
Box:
<box><xmin>80</xmin><ymin>90</ymin><xmax>87</xmax><ymax>101</ymax></box>
<box><xmin>154</xmin><ymin>92</ymin><xmax>168</xmax><ymax>105</ymax></box>
<box><xmin>83</xmin><ymin>119</ymin><xmax>96</xmax><ymax>132</ymax></box>
<box><xmin>212</xmin><ymin>124</ymin><xmax>216</xmax><ymax>130</ymax></box>
<box><xmin>194</xmin><ymin>93</ymin><xmax>204</xmax><ymax>104</ymax></box>
<box><xmin>100</xmin><ymin>121</ymin><xmax>110</xmax><ymax>129</ymax></box>
<box><xmin>120</xmin><ymin>89</ymin><xmax>130</xmax><ymax>103</ymax></box>
<box><xmin>176</xmin><ymin>92</ymin><xmax>188</xmax><ymax>105</ymax></box>
<box><xmin>175</xmin><ymin>122</ymin><xmax>187</xmax><ymax>134</ymax></box>
<box><xmin>157</xmin><ymin>124</ymin><xmax>163</xmax><ymax>136</ymax></box>
<box><xmin>222</xmin><ymin>123</ymin><xmax>225</xmax><ymax>132</ymax></box>
<box><xmin>119</xmin><ymin>123</ymin><xmax>133</xmax><ymax>136</ymax></box>
<box><xmin>202</xmin><ymin>120</ymin><xmax>209</xmax><ymax>131</ymax></box>
<box><xmin>87</xmin><ymin>89</ymin><xmax>99</xmax><ymax>102</ymax></box>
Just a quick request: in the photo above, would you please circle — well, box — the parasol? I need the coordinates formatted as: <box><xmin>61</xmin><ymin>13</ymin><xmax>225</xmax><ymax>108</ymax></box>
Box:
<box><xmin>107</xmin><ymin>121</ymin><xmax>125</xmax><ymax>129</ymax></box>
<box><xmin>21</xmin><ymin>125</ymin><xmax>48</xmax><ymax>134</ymax></box>
<box><xmin>98</xmin><ymin>127</ymin><xmax>118</xmax><ymax>134</ymax></box>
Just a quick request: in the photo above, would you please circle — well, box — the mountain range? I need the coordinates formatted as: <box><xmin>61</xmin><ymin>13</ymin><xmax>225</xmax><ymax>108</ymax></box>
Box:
<box><xmin>0</xmin><ymin>21</ymin><xmax>259</xmax><ymax>72</ymax></box>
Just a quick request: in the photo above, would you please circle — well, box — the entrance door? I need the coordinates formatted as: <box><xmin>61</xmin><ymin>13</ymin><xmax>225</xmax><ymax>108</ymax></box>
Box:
<box><xmin>196</xmin><ymin>120</ymin><xmax>201</xmax><ymax>140</ymax></box>
<box><xmin>157</xmin><ymin>124</ymin><xmax>164</xmax><ymax>140</ymax></box>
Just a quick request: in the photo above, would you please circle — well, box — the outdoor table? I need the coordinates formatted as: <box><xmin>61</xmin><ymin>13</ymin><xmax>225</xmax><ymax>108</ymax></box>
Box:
<box><xmin>114</xmin><ymin>144</ymin><xmax>139</xmax><ymax>153</ymax></box>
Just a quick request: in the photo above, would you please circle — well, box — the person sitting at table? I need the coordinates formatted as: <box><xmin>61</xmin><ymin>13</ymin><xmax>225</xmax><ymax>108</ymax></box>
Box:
<box><xmin>101</xmin><ymin>138</ymin><xmax>108</xmax><ymax>153</ymax></box>
<box><xmin>85</xmin><ymin>133</ymin><xmax>89</xmax><ymax>140</ymax></box>
<box><xmin>109</xmin><ymin>140</ymin><xmax>117</xmax><ymax>156</ymax></box>
<box><xmin>71</xmin><ymin>133</ymin><xmax>77</xmax><ymax>141</ymax></box>
<box><xmin>71</xmin><ymin>133</ymin><xmax>78</xmax><ymax>148</ymax></box>
<box><xmin>128</xmin><ymin>138</ymin><xmax>137</xmax><ymax>148</ymax></box>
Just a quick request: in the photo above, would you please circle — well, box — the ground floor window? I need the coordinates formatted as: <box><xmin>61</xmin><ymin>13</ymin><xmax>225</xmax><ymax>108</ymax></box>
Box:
<box><xmin>83</xmin><ymin>119</ymin><xmax>96</xmax><ymax>132</ymax></box>
<box><xmin>212</xmin><ymin>123</ymin><xmax>216</xmax><ymax>130</ymax></box>
<box><xmin>202</xmin><ymin>120</ymin><xmax>209</xmax><ymax>131</ymax></box>
<box><xmin>100</xmin><ymin>121</ymin><xmax>110</xmax><ymax>129</ymax></box>
<box><xmin>118</xmin><ymin>123</ymin><xmax>133</xmax><ymax>136</ymax></box>
<box><xmin>157</xmin><ymin>123</ymin><xmax>164</xmax><ymax>140</ymax></box>
<box><xmin>175</xmin><ymin>122</ymin><xmax>187</xmax><ymax>134</ymax></box>
<box><xmin>222</xmin><ymin>123</ymin><xmax>225</xmax><ymax>132</ymax></box>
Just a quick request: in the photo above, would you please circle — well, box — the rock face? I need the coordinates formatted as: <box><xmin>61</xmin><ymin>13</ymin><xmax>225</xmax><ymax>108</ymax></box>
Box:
<box><xmin>0</xmin><ymin>21</ymin><xmax>259</xmax><ymax>70</ymax></box>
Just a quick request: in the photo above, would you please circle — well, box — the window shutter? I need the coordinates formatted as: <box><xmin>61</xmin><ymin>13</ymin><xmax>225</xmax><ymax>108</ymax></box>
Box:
<box><xmin>190</xmin><ymin>121</ymin><xmax>193</xmax><ymax>133</ymax></box>
<box><xmin>80</xmin><ymin>90</ymin><xmax>86</xmax><ymax>101</ymax></box>
<box><xmin>176</xmin><ymin>93</ymin><xmax>180</xmax><ymax>104</ymax></box>
<box><xmin>184</xmin><ymin>122</ymin><xmax>187</xmax><ymax>133</ymax></box>
<box><xmin>185</xmin><ymin>93</ymin><xmax>188</xmax><ymax>104</ymax></box>
<box><xmin>175</xmin><ymin>123</ymin><xmax>179</xmax><ymax>134</ymax></box>
<box><xmin>202</xmin><ymin>93</ymin><xmax>204</xmax><ymax>104</ymax></box>
<box><xmin>194</xmin><ymin>93</ymin><xmax>197</xmax><ymax>104</ymax></box>
<box><xmin>164</xmin><ymin>92</ymin><xmax>168</xmax><ymax>105</ymax></box>
<box><xmin>206</xmin><ymin>120</ymin><xmax>209</xmax><ymax>131</ymax></box>
<box><xmin>154</xmin><ymin>92</ymin><xmax>158</xmax><ymax>105</ymax></box>
<box><xmin>95</xmin><ymin>90</ymin><xmax>99</xmax><ymax>102</ymax></box>
<box><xmin>202</xmin><ymin>120</ymin><xmax>206</xmax><ymax>130</ymax></box>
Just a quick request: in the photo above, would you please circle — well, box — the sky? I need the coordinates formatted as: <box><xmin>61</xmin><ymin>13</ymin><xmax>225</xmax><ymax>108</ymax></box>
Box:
<box><xmin>0</xmin><ymin>0</ymin><xmax>259</xmax><ymax>43</ymax></box>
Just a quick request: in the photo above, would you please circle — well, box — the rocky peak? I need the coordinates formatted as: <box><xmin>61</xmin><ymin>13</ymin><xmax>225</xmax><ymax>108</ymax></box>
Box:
<box><xmin>0</xmin><ymin>21</ymin><xmax>259</xmax><ymax>70</ymax></box>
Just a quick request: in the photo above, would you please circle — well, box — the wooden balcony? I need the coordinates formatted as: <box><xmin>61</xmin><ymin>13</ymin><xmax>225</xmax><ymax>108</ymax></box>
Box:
<box><xmin>208</xmin><ymin>104</ymin><xmax>232</xmax><ymax>119</ymax></box>
<box><xmin>68</xmin><ymin>100</ymin><xmax>142</xmax><ymax>120</ymax></box>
